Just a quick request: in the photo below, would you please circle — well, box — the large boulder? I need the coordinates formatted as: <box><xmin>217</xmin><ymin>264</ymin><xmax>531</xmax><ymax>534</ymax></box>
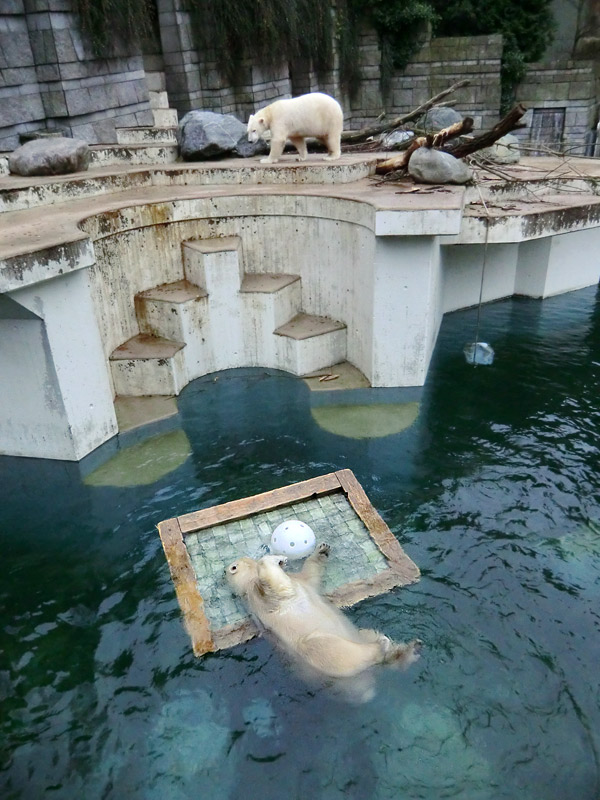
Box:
<box><xmin>421</xmin><ymin>106</ymin><xmax>463</xmax><ymax>132</ymax></box>
<box><xmin>178</xmin><ymin>110</ymin><xmax>267</xmax><ymax>160</ymax></box>
<box><xmin>479</xmin><ymin>133</ymin><xmax>521</xmax><ymax>164</ymax></box>
<box><xmin>9</xmin><ymin>137</ymin><xmax>90</xmax><ymax>176</ymax></box>
<box><xmin>408</xmin><ymin>147</ymin><xmax>473</xmax><ymax>185</ymax></box>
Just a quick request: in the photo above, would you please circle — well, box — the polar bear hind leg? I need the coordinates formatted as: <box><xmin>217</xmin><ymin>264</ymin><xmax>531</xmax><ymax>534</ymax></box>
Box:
<box><xmin>323</xmin><ymin>131</ymin><xmax>341</xmax><ymax>160</ymax></box>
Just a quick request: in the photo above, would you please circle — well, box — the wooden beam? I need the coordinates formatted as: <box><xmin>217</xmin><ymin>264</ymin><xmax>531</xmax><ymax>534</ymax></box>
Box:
<box><xmin>178</xmin><ymin>472</ymin><xmax>342</xmax><ymax>534</ymax></box>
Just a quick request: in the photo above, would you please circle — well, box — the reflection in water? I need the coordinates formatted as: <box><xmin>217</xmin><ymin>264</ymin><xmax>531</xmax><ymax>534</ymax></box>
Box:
<box><xmin>311</xmin><ymin>402</ymin><xmax>419</xmax><ymax>439</ymax></box>
<box><xmin>1</xmin><ymin>286</ymin><xmax>599</xmax><ymax>799</ymax></box>
<box><xmin>84</xmin><ymin>429</ymin><xmax>191</xmax><ymax>487</ymax></box>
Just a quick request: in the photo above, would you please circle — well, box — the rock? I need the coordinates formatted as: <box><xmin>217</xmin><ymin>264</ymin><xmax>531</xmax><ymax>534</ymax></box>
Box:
<box><xmin>381</xmin><ymin>129</ymin><xmax>414</xmax><ymax>148</ymax></box>
<box><xmin>9</xmin><ymin>137</ymin><xmax>90</xmax><ymax>176</ymax></box>
<box><xmin>421</xmin><ymin>106</ymin><xmax>463</xmax><ymax>132</ymax></box>
<box><xmin>178</xmin><ymin>110</ymin><xmax>267</xmax><ymax>160</ymax></box>
<box><xmin>408</xmin><ymin>147</ymin><xmax>472</xmax><ymax>185</ymax></box>
<box><xmin>479</xmin><ymin>133</ymin><xmax>521</xmax><ymax>164</ymax></box>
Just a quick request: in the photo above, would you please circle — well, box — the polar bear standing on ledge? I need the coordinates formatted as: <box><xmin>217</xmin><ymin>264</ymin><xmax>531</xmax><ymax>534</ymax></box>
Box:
<box><xmin>247</xmin><ymin>92</ymin><xmax>344</xmax><ymax>164</ymax></box>
<box><xmin>226</xmin><ymin>543</ymin><xmax>421</xmax><ymax>702</ymax></box>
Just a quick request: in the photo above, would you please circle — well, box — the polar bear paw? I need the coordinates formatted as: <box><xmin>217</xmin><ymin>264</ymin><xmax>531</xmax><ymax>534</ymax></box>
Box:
<box><xmin>317</xmin><ymin>542</ymin><xmax>330</xmax><ymax>557</ymax></box>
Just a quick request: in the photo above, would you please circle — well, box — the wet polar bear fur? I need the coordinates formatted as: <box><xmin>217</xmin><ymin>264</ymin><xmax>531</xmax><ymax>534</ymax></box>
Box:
<box><xmin>226</xmin><ymin>543</ymin><xmax>421</xmax><ymax>701</ymax></box>
<box><xmin>247</xmin><ymin>92</ymin><xmax>343</xmax><ymax>164</ymax></box>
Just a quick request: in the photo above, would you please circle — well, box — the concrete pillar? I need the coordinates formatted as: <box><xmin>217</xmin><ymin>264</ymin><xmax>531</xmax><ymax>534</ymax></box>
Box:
<box><xmin>442</xmin><ymin>242</ymin><xmax>520</xmax><ymax>313</ymax></box>
<box><xmin>371</xmin><ymin>236</ymin><xmax>443</xmax><ymax>387</ymax></box>
<box><xmin>3</xmin><ymin>271</ymin><xmax>117</xmax><ymax>460</ymax></box>
<box><xmin>156</xmin><ymin>0</ymin><xmax>202</xmax><ymax>114</ymax></box>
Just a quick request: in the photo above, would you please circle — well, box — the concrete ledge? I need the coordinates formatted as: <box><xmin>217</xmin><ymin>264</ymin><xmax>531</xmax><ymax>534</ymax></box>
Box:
<box><xmin>275</xmin><ymin>312</ymin><xmax>346</xmax><ymax>340</ymax></box>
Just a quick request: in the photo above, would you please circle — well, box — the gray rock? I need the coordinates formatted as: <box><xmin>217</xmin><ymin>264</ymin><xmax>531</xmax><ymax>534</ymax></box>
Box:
<box><xmin>178</xmin><ymin>110</ymin><xmax>267</xmax><ymax>160</ymax></box>
<box><xmin>421</xmin><ymin>106</ymin><xmax>463</xmax><ymax>132</ymax></box>
<box><xmin>381</xmin><ymin>129</ymin><xmax>414</xmax><ymax>148</ymax></box>
<box><xmin>408</xmin><ymin>147</ymin><xmax>472</xmax><ymax>185</ymax></box>
<box><xmin>9</xmin><ymin>137</ymin><xmax>90</xmax><ymax>176</ymax></box>
<box><xmin>479</xmin><ymin>133</ymin><xmax>521</xmax><ymax>164</ymax></box>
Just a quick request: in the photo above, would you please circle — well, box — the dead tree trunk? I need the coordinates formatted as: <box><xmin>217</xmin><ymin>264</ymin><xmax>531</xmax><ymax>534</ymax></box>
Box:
<box><xmin>442</xmin><ymin>104</ymin><xmax>528</xmax><ymax>159</ymax></box>
<box><xmin>376</xmin><ymin>117</ymin><xmax>474</xmax><ymax>174</ymax></box>
<box><xmin>341</xmin><ymin>79</ymin><xmax>471</xmax><ymax>145</ymax></box>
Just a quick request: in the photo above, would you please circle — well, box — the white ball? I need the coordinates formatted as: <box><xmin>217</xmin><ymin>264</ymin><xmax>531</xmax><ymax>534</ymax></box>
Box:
<box><xmin>270</xmin><ymin>520</ymin><xmax>316</xmax><ymax>560</ymax></box>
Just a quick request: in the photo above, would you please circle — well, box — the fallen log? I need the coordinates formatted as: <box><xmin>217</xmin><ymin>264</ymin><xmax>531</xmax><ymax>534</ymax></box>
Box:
<box><xmin>442</xmin><ymin>104</ymin><xmax>527</xmax><ymax>159</ymax></box>
<box><xmin>375</xmin><ymin>117</ymin><xmax>474</xmax><ymax>174</ymax></box>
<box><xmin>341</xmin><ymin>79</ymin><xmax>471</xmax><ymax>145</ymax></box>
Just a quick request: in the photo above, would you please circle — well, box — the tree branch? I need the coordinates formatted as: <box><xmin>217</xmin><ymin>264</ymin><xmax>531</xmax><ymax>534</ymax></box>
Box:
<box><xmin>442</xmin><ymin>104</ymin><xmax>528</xmax><ymax>159</ymax></box>
<box><xmin>341</xmin><ymin>79</ymin><xmax>471</xmax><ymax>145</ymax></box>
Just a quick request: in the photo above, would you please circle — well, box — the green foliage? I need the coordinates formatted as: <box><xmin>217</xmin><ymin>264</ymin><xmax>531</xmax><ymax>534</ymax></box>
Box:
<box><xmin>347</xmin><ymin>0</ymin><xmax>437</xmax><ymax>98</ymax></box>
<box><xmin>430</xmin><ymin>0</ymin><xmax>555</xmax><ymax>110</ymax></box>
<box><xmin>73</xmin><ymin>0</ymin><xmax>555</xmax><ymax>112</ymax></box>
<box><xmin>74</xmin><ymin>0</ymin><xmax>156</xmax><ymax>56</ymax></box>
<box><xmin>186</xmin><ymin>0</ymin><xmax>333</xmax><ymax>86</ymax></box>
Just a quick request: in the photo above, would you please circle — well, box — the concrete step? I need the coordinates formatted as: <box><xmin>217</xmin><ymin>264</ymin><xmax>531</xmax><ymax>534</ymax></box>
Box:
<box><xmin>274</xmin><ymin>313</ymin><xmax>347</xmax><ymax>375</ymax></box>
<box><xmin>115</xmin><ymin>126</ymin><xmax>177</xmax><ymax>145</ymax></box>
<box><xmin>153</xmin><ymin>108</ymin><xmax>178</xmax><ymax>127</ymax></box>
<box><xmin>149</xmin><ymin>90</ymin><xmax>169</xmax><ymax>110</ymax></box>
<box><xmin>135</xmin><ymin>279</ymin><xmax>211</xmax><ymax>381</ymax></box>
<box><xmin>183</xmin><ymin>236</ymin><xmax>243</xmax><ymax>295</ymax></box>
<box><xmin>145</xmin><ymin>71</ymin><xmax>166</xmax><ymax>92</ymax></box>
<box><xmin>183</xmin><ymin>236</ymin><xmax>244</xmax><ymax>370</ymax></box>
<box><xmin>240</xmin><ymin>273</ymin><xmax>302</xmax><ymax>367</ymax></box>
<box><xmin>109</xmin><ymin>333</ymin><xmax>186</xmax><ymax>396</ymax></box>
<box><xmin>89</xmin><ymin>143</ymin><xmax>178</xmax><ymax>166</ymax></box>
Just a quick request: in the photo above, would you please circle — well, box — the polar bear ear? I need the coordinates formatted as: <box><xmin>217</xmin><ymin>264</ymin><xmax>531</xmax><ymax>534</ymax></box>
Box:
<box><xmin>248</xmin><ymin>114</ymin><xmax>254</xmax><ymax>124</ymax></box>
<box><xmin>257</xmin><ymin>116</ymin><xmax>266</xmax><ymax>126</ymax></box>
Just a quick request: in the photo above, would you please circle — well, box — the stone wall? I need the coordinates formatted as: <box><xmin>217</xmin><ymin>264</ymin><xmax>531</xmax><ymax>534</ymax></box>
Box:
<box><xmin>1</xmin><ymin>1</ymin><xmax>599</xmax><ymax>152</ymax></box>
<box><xmin>1</xmin><ymin>0</ymin><xmax>153</xmax><ymax>150</ymax></box>
<box><xmin>349</xmin><ymin>32</ymin><xmax>503</xmax><ymax>132</ymax></box>
<box><xmin>515</xmin><ymin>60</ymin><xmax>597</xmax><ymax>153</ymax></box>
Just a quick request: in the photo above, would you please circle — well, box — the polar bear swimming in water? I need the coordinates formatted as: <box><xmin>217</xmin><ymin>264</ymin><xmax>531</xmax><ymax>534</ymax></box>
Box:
<box><xmin>226</xmin><ymin>543</ymin><xmax>421</xmax><ymax>702</ymax></box>
<box><xmin>247</xmin><ymin>92</ymin><xmax>344</xmax><ymax>164</ymax></box>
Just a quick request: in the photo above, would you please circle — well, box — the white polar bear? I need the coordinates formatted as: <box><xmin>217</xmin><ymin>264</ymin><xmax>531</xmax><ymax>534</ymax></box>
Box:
<box><xmin>226</xmin><ymin>543</ymin><xmax>421</xmax><ymax>702</ymax></box>
<box><xmin>247</xmin><ymin>92</ymin><xmax>344</xmax><ymax>164</ymax></box>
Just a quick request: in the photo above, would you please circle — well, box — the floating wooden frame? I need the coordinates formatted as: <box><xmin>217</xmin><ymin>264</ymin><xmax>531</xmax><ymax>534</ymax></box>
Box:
<box><xmin>157</xmin><ymin>469</ymin><xmax>420</xmax><ymax>656</ymax></box>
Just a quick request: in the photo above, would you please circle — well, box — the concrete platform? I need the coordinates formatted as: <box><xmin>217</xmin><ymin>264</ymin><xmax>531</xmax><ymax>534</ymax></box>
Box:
<box><xmin>1</xmin><ymin>153</ymin><xmax>600</xmax><ymax>460</ymax></box>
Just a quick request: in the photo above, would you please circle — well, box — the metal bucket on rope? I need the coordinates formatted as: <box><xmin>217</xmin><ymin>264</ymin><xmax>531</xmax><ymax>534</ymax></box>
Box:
<box><xmin>464</xmin><ymin>187</ymin><xmax>495</xmax><ymax>366</ymax></box>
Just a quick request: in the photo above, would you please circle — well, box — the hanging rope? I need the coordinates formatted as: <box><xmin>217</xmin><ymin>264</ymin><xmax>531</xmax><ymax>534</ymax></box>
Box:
<box><xmin>464</xmin><ymin>180</ymin><xmax>494</xmax><ymax>366</ymax></box>
<box><xmin>474</xmin><ymin>182</ymin><xmax>491</xmax><ymax>349</ymax></box>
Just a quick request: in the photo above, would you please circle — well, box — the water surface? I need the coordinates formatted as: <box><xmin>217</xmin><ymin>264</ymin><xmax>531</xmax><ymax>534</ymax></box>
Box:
<box><xmin>1</xmin><ymin>286</ymin><xmax>599</xmax><ymax>799</ymax></box>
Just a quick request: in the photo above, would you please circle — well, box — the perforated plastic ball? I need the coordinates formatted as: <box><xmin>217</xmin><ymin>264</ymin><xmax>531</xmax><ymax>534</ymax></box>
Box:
<box><xmin>270</xmin><ymin>520</ymin><xmax>316</xmax><ymax>560</ymax></box>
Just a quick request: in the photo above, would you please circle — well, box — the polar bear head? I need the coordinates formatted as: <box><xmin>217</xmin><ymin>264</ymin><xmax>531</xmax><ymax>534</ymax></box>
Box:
<box><xmin>247</xmin><ymin>113</ymin><xmax>269</xmax><ymax>143</ymax></box>
<box><xmin>226</xmin><ymin>556</ymin><xmax>258</xmax><ymax>594</ymax></box>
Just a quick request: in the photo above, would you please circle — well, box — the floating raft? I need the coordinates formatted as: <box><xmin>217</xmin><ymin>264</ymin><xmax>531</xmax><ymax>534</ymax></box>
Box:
<box><xmin>157</xmin><ymin>469</ymin><xmax>420</xmax><ymax>656</ymax></box>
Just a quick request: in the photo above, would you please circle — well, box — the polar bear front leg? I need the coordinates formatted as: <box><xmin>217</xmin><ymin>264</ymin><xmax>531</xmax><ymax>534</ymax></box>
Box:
<box><xmin>261</xmin><ymin>138</ymin><xmax>286</xmax><ymax>164</ymax></box>
<box><xmin>297</xmin><ymin>542</ymin><xmax>330</xmax><ymax>590</ymax></box>
<box><xmin>289</xmin><ymin>136</ymin><xmax>308</xmax><ymax>161</ymax></box>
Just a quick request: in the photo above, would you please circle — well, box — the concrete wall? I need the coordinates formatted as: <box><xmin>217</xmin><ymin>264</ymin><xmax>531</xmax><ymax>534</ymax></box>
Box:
<box><xmin>86</xmin><ymin>200</ymin><xmax>376</xmax><ymax>387</ymax></box>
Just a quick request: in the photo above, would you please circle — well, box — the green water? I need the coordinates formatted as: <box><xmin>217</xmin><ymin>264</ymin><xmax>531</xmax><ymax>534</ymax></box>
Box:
<box><xmin>1</xmin><ymin>287</ymin><xmax>599</xmax><ymax>800</ymax></box>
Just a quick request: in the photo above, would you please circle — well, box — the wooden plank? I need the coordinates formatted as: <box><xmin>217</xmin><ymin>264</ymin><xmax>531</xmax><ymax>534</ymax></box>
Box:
<box><xmin>178</xmin><ymin>472</ymin><xmax>342</xmax><ymax>534</ymax></box>
<box><xmin>157</xmin><ymin>517</ymin><xmax>215</xmax><ymax>655</ymax></box>
<box><xmin>336</xmin><ymin>469</ymin><xmax>420</xmax><ymax>585</ymax></box>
